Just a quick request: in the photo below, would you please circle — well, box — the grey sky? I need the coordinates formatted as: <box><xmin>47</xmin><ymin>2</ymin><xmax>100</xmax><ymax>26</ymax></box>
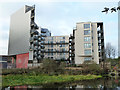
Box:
<box><xmin>0</xmin><ymin>1</ymin><xmax>118</xmax><ymax>55</ymax></box>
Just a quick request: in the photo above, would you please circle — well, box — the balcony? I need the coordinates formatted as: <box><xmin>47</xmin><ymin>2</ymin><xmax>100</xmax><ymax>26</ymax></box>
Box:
<box><xmin>33</xmin><ymin>53</ymin><xmax>37</xmax><ymax>57</ymax></box>
<box><xmin>31</xmin><ymin>13</ymin><xmax>35</xmax><ymax>18</ymax></box>
<box><xmin>29</xmin><ymin>37</ymin><xmax>34</xmax><ymax>42</ymax></box>
<box><xmin>97</xmin><ymin>30</ymin><xmax>103</xmax><ymax>33</ymax></box>
<box><xmin>38</xmin><ymin>38</ymin><xmax>41</xmax><ymax>42</ymax></box>
<box><xmin>33</xmin><ymin>46</ymin><xmax>38</xmax><ymax>51</ymax></box>
<box><xmin>41</xmin><ymin>45</ymin><xmax>45</xmax><ymax>49</ymax></box>
<box><xmin>30</xmin><ymin>30</ymin><xmax>39</xmax><ymax>35</ymax></box>
<box><xmin>41</xmin><ymin>54</ymin><xmax>44</xmax><ymax>58</ymax></box>
<box><xmin>31</xmin><ymin>22</ymin><xmax>39</xmax><ymax>29</ymax></box>
<box><xmin>41</xmin><ymin>34</ymin><xmax>47</xmax><ymax>37</ymax></box>
<box><xmin>29</xmin><ymin>45</ymin><xmax>33</xmax><ymax>51</ymax></box>
<box><xmin>33</xmin><ymin>41</ymin><xmax>38</xmax><ymax>46</ymax></box>
<box><xmin>43</xmin><ymin>50</ymin><xmax>69</xmax><ymax>53</ymax></box>
<box><xmin>69</xmin><ymin>54</ymin><xmax>75</xmax><ymax>57</ymax></box>
<box><xmin>33</xmin><ymin>36</ymin><xmax>38</xmax><ymax>40</ymax></box>
<box><xmin>38</xmin><ymin>47</ymin><xmax>41</xmax><ymax>50</ymax></box>
<box><xmin>37</xmin><ymin>55</ymin><xmax>41</xmax><ymax>60</ymax></box>
<box><xmin>41</xmin><ymin>37</ymin><xmax>45</xmax><ymax>41</ymax></box>
<box><xmin>34</xmin><ymin>23</ymin><xmax>39</xmax><ymax>29</ymax></box>
<box><xmin>41</xmin><ymin>29</ymin><xmax>47</xmax><ymax>33</ymax></box>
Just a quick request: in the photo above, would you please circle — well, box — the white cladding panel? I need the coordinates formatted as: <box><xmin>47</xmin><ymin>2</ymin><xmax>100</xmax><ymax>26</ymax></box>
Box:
<box><xmin>8</xmin><ymin>6</ymin><xmax>31</xmax><ymax>55</ymax></box>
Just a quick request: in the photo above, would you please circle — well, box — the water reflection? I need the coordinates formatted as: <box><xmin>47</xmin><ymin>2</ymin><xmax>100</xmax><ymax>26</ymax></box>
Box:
<box><xmin>3</xmin><ymin>77</ymin><xmax>120</xmax><ymax>89</ymax></box>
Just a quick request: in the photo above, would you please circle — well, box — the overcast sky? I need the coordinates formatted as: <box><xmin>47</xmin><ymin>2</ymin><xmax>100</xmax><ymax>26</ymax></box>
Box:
<box><xmin>0</xmin><ymin>1</ymin><xmax>118</xmax><ymax>55</ymax></box>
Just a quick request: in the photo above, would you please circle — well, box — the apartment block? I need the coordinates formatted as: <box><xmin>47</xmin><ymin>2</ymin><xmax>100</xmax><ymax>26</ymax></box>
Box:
<box><xmin>73</xmin><ymin>22</ymin><xmax>105</xmax><ymax>64</ymax></box>
<box><xmin>8</xmin><ymin>5</ymin><xmax>44</xmax><ymax>68</ymax></box>
<box><xmin>41</xmin><ymin>36</ymin><xmax>69</xmax><ymax>61</ymax></box>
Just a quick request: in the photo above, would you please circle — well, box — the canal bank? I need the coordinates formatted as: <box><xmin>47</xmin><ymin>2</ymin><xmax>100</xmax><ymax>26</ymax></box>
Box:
<box><xmin>2</xmin><ymin>74</ymin><xmax>102</xmax><ymax>87</ymax></box>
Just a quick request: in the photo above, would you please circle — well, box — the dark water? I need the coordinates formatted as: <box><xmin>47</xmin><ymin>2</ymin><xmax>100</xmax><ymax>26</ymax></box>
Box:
<box><xmin>3</xmin><ymin>77</ymin><xmax>120</xmax><ymax>89</ymax></box>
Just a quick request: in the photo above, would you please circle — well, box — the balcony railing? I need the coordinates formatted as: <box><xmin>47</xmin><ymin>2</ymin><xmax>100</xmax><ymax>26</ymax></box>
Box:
<box><xmin>41</xmin><ymin>50</ymin><xmax>69</xmax><ymax>53</ymax></box>
<box><xmin>42</xmin><ymin>42</ymin><xmax>69</xmax><ymax>45</ymax></box>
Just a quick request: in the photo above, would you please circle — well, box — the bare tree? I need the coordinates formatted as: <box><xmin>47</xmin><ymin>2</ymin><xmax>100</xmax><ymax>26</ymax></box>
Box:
<box><xmin>105</xmin><ymin>43</ymin><xmax>112</xmax><ymax>58</ymax></box>
<box><xmin>111</xmin><ymin>46</ymin><xmax>116</xmax><ymax>59</ymax></box>
<box><xmin>105</xmin><ymin>43</ymin><xmax>117</xmax><ymax>59</ymax></box>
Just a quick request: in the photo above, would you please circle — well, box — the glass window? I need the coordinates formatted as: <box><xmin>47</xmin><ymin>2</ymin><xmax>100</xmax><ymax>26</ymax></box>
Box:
<box><xmin>84</xmin><ymin>43</ymin><xmax>91</xmax><ymax>48</ymax></box>
<box><xmin>51</xmin><ymin>53</ymin><xmax>53</xmax><ymax>56</ymax></box>
<box><xmin>84</xmin><ymin>49</ymin><xmax>91</xmax><ymax>55</ymax></box>
<box><xmin>62</xmin><ymin>45</ymin><xmax>65</xmax><ymax>47</ymax></box>
<box><xmin>60</xmin><ymin>41</ymin><xmax>65</xmax><ymax>43</ymax></box>
<box><xmin>84</xmin><ymin>37</ymin><xmax>91</xmax><ymax>42</ymax></box>
<box><xmin>84</xmin><ymin>24</ymin><xmax>90</xmax><ymax>29</ymax></box>
<box><xmin>84</xmin><ymin>57</ymin><xmax>91</xmax><ymax>61</ymax></box>
<box><xmin>63</xmin><ymin>37</ymin><xmax>65</xmax><ymax>39</ymax></box>
<box><xmin>51</xmin><ymin>45</ymin><xmax>53</xmax><ymax>47</ymax></box>
<box><xmin>51</xmin><ymin>37</ymin><xmax>53</xmax><ymax>40</ymax></box>
<box><xmin>84</xmin><ymin>30</ymin><xmax>91</xmax><ymax>35</ymax></box>
<box><xmin>51</xmin><ymin>41</ymin><xmax>53</xmax><ymax>43</ymax></box>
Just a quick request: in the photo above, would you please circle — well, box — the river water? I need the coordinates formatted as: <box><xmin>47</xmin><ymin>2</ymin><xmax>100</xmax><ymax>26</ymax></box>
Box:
<box><xmin>3</xmin><ymin>77</ymin><xmax>120</xmax><ymax>89</ymax></box>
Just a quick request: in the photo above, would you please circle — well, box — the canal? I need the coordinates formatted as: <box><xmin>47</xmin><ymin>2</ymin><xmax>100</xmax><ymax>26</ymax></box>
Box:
<box><xmin>3</xmin><ymin>77</ymin><xmax>120</xmax><ymax>89</ymax></box>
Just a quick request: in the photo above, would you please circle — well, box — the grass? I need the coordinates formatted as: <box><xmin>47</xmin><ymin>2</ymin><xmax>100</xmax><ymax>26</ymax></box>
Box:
<box><xmin>2</xmin><ymin>74</ymin><xmax>102</xmax><ymax>87</ymax></box>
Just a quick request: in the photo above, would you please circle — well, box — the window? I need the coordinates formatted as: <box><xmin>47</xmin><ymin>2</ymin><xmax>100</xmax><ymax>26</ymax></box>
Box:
<box><xmin>84</xmin><ymin>24</ymin><xmax>90</xmax><ymax>29</ymax></box>
<box><xmin>84</xmin><ymin>37</ymin><xmax>91</xmax><ymax>42</ymax></box>
<box><xmin>51</xmin><ymin>53</ymin><xmax>53</xmax><ymax>56</ymax></box>
<box><xmin>51</xmin><ymin>41</ymin><xmax>53</xmax><ymax>43</ymax></box>
<box><xmin>60</xmin><ymin>41</ymin><xmax>65</xmax><ymax>43</ymax></box>
<box><xmin>84</xmin><ymin>49</ymin><xmax>91</xmax><ymax>55</ymax></box>
<box><xmin>62</xmin><ymin>45</ymin><xmax>65</xmax><ymax>47</ymax></box>
<box><xmin>51</xmin><ymin>45</ymin><xmax>53</xmax><ymax>47</ymax></box>
<box><xmin>63</xmin><ymin>37</ymin><xmax>65</xmax><ymax>39</ymax></box>
<box><xmin>62</xmin><ymin>48</ymin><xmax>65</xmax><ymax>51</ymax></box>
<box><xmin>51</xmin><ymin>37</ymin><xmax>53</xmax><ymax>40</ymax></box>
<box><xmin>84</xmin><ymin>43</ymin><xmax>91</xmax><ymax>48</ymax></box>
<box><xmin>84</xmin><ymin>30</ymin><xmax>91</xmax><ymax>35</ymax></box>
<box><xmin>84</xmin><ymin>57</ymin><xmax>91</xmax><ymax>61</ymax></box>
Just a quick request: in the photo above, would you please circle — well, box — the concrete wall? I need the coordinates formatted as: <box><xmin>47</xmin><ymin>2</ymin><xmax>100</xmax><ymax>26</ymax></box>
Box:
<box><xmin>92</xmin><ymin>23</ymin><xmax>99</xmax><ymax>64</ymax></box>
<box><xmin>8</xmin><ymin>6</ymin><xmax>31</xmax><ymax>55</ymax></box>
<box><xmin>75</xmin><ymin>23</ymin><xmax>85</xmax><ymax>64</ymax></box>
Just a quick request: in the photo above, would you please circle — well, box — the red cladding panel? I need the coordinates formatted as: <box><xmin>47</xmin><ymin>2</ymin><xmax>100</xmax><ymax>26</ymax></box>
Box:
<box><xmin>16</xmin><ymin>53</ymin><xmax>29</xmax><ymax>68</ymax></box>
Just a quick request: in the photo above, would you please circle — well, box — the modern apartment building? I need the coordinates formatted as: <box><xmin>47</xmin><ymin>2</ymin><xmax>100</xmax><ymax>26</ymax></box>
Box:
<box><xmin>41</xmin><ymin>36</ymin><xmax>69</xmax><ymax>61</ymax></box>
<box><xmin>71</xmin><ymin>22</ymin><xmax>105</xmax><ymax>64</ymax></box>
<box><xmin>7</xmin><ymin>4</ymin><xmax>105</xmax><ymax>68</ymax></box>
<box><xmin>8</xmin><ymin>5</ymin><xmax>44</xmax><ymax>68</ymax></box>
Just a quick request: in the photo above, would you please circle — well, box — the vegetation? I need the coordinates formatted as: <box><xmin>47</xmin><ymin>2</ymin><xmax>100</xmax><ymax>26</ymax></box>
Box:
<box><xmin>2</xmin><ymin>74</ymin><xmax>102</xmax><ymax>87</ymax></box>
<box><xmin>2</xmin><ymin>59</ymin><xmax>106</xmax><ymax>87</ymax></box>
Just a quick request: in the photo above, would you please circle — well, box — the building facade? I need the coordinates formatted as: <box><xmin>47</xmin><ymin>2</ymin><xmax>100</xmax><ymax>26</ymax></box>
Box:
<box><xmin>8</xmin><ymin>5</ymin><xmax>44</xmax><ymax>68</ymax></box>
<box><xmin>7</xmin><ymin>5</ymin><xmax>105</xmax><ymax>68</ymax></box>
<box><xmin>41</xmin><ymin>36</ymin><xmax>69</xmax><ymax>61</ymax></box>
<box><xmin>72</xmin><ymin>22</ymin><xmax>105</xmax><ymax>64</ymax></box>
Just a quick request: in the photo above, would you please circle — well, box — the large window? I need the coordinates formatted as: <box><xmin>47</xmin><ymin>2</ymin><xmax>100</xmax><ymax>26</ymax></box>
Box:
<box><xmin>84</xmin><ymin>43</ymin><xmax>91</xmax><ymax>48</ymax></box>
<box><xmin>84</xmin><ymin>57</ymin><xmax>91</xmax><ymax>61</ymax></box>
<box><xmin>84</xmin><ymin>24</ymin><xmax>90</xmax><ymax>29</ymax></box>
<box><xmin>84</xmin><ymin>30</ymin><xmax>91</xmax><ymax>35</ymax></box>
<box><xmin>84</xmin><ymin>37</ymin><xmax>91</xmax><ymax>42</ymax></box>
<box><xmin>84</xmin><ymin>49</ymin><xmax>91</xmax><ymax>55</ymax></box>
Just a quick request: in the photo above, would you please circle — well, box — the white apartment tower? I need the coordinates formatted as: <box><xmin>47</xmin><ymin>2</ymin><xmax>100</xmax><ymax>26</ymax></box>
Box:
<box><xmin>74</xmin><ymin>22</ymin><xmax>105</xmax><ymax>64</ymax></box>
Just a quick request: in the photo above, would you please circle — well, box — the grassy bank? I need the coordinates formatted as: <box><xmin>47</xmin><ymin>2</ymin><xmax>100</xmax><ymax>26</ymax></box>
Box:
<box><xmin>2</xmin><ymin>74</ymin><xmax>102</xmax><ymax>87</ymax></box>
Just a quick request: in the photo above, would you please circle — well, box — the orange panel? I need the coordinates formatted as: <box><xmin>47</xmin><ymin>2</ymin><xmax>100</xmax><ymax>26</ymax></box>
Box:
<box><xmin>16</xmin><ymin>53</ymin><xmax>29</xmax><ymax>68</ymax></box>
